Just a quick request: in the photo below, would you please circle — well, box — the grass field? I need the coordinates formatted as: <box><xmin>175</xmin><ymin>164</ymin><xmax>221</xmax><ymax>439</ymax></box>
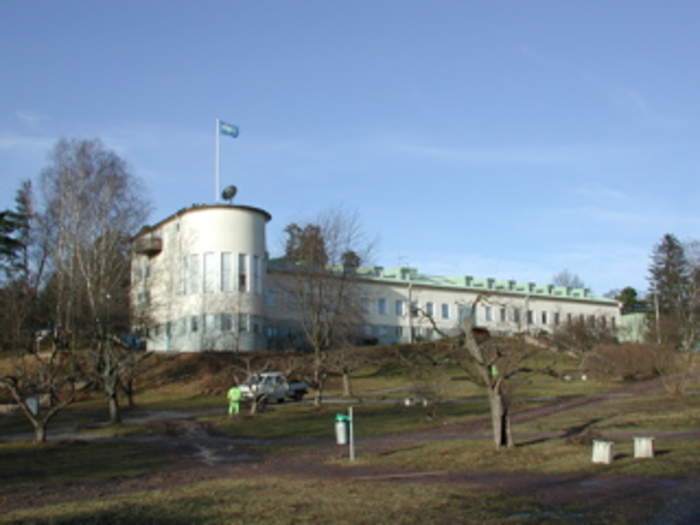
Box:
<box><xmin>0</xmin><ymin>349</ymin><xmax>698</xmax><ymax>524</ymax></box>
<box><xmin>0</xmin><ymin>476</ymin><xmax>651</xmax><ymax>525</ymax></box>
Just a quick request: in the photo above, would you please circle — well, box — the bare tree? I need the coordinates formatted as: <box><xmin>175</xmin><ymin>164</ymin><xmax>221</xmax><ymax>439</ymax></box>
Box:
<box><xmin>0</xmin><ymin>341</ymin><xmax>81</xmax><ymax>442</ymax></box>
<box><xmin>552</xmin><ymin>269</ymin><xmax>586</xmax><ymax>290</ymax></box>
<box><xmin>418</xmin><ymin>298</ymin><xmax>540</xmax><ymax>448</ymax></box>
<box><xmin>273</xmin><ymin>209</ymin><xmax>372</xmax><ymax>407</ymax></box>
<box><xmin>38</xmin><ymin>138</ymin><xmax>151</xmax><ymax>423</ymax></box>
<box><xmin>549</xmin><ymin>317</ymin><xmax>617</xmax><ymax>367</ymax></box>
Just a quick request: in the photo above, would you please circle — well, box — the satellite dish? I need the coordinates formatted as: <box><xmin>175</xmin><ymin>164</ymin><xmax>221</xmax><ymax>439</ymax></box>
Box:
<box><xmin>221</xmin><ymin>185</ymin><xmax>237</xmax><ymax>203</ymax></box>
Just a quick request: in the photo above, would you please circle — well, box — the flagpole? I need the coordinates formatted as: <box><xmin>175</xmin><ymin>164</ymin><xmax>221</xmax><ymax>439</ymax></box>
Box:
<box><xmin>214</xmin><ymin>117</ymin><xmax>220</xmax><ymax>202</ymax></box>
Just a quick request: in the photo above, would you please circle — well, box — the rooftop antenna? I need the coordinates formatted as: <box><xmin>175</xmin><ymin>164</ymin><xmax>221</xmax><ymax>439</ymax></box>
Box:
<box><xmin>221</xmin><ymin>185</ymin><xmax>237</xmax><ymax>204</ymax></box>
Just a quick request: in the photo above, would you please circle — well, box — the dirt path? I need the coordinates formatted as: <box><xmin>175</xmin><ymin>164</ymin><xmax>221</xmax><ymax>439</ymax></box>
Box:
<box><xmin>1</xmin><ymin>377</ymin><xmax>698</xmax><ymax>521</ymax></box>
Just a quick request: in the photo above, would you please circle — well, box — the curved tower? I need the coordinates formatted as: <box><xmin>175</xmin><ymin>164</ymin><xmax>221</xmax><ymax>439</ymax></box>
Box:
<box><xmin>131</xmin><ymin>204</ymin><xmax>271</xmax><ymax>351</ymax></box>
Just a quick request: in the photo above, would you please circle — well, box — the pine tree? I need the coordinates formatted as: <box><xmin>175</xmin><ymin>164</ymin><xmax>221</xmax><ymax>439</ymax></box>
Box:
<box><xmin>648</xmin><ymin>233</ymin><xmax>689</xmax><ymax>315</ymax></box>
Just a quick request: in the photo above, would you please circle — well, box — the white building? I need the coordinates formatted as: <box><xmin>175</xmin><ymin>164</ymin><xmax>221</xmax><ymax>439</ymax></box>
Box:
<box><xmin>131</xmin><ymin>203</ymin><xmax>620</xmax><ymax>352</ymax></box>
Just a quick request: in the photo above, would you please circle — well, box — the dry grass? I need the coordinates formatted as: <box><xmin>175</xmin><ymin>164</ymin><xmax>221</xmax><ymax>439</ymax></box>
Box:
<box><xmin>0</xmin><ymin>476</ymin><xmax>644</xmax><ymax>525</ymax></box>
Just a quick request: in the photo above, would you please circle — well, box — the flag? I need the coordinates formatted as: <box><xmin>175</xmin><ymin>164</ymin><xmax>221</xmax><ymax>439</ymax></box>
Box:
<box><xmin>219</xmin><ymin>120</ymin><xmax>239</xmax><ymax>138</ymax></box>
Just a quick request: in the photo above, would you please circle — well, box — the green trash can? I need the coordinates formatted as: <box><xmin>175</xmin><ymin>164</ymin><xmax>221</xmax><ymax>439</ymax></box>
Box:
<box><xmin>335</xmin><ymin>414</ymin><xmax>350</xmax><ymax>445</ymax></box>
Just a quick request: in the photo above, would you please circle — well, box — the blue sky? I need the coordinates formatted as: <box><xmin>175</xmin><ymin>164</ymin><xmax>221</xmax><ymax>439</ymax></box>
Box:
<box><xmin>2</xmin><ymin>1</ymin><xmax>699</xmax><ymax>295</ymax></box>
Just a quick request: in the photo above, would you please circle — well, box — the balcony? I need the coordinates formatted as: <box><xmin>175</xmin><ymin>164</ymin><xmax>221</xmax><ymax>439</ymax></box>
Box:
<box><xmin>133</xmin><ymin>236</ymin><xmax>162</xmax><ymax>256</ymax></box>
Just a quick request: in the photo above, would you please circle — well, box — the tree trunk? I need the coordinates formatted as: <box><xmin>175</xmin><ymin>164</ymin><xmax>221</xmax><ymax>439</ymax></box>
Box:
<box><xmin>123</xmin><ymin>378</ymin><xmax>135</xmax><ymax>408</ymax></box>
<box><xmin>342</xmin><ymin>370</ymin><xmax>352</xmax><ymax>397</ymax></box>
<box><xmin>108</xmin><ymin>392</ymin><xmax>121</xmax><ymax>424</ymax></box>
<box><xmin>313</xmin><ymin>356</ymin><xmax>324</xmax><ymax>407</ymax></box>
<box><xmin>488</xmin><ymin>389</ymin><xmax>513</xmax><ymax>448</ymax></box>
<box><xmin>33</xmin><ymin>422</ymin><xmax>47</xmax><ymax>443</ymax></box>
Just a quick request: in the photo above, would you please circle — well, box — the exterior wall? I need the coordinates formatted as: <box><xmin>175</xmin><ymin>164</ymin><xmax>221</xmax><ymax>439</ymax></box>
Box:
<box><xmin>131</xmin><ymin>205</ymin><xmax>271</xmax><ymax>351</ymax></box>
<box><xmin>263</xmin><ymin>271</ymin><xmax>621</xmax><ymax>347</ymax></box>
<box><xmin>131</xmin><ymin>205</ymin><xmax>620</xmax><ymax>352</ymax></box>
<box><xmin>354</xmin><ymin>280</ymin><xmax>619</xmax><ymax>344</ymax></box>
<box><xmin>618</xmin><ymin>313</ymin><xmax>648</xmax><ymax>342</ymax></box>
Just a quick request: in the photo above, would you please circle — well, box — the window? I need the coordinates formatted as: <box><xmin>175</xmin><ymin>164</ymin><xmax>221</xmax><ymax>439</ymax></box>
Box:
<box><xmin>190</xmin><ymin>316</ymin><xmax>199</xmax><ymax>332</ymax></box>
<box><xmin>484</xmin><ymin>305</ymin><xmax>492</xmax><ymax>322</ymax></box>
<box><xmin>238</xmin><ymin>313</ymin><xmax>249</xmax><ymax>332</ymax></box>
<box><xmin>220</xmin><ymin>313</ymin><xmax>233</xmax><ymax>331</ymax></box>
<box><xmin>541</xmin><ymin>311</ymin><xmax>548</xmax><ymax>325</ymax></box>
<box><xmin>395</xmin><ymin>326</ymin><xmax>403</xmax><ymax>337</ymax></box>
<box><xmin>500</xmin><ymin>307</ymin><xmax>506</xmax><ymax>322</ymax></box>
<box><xmin>221</xmin><ymin>252</ymin><xmax>232</xmax><ymax>292</ymax></box>
<box><xmin>189</xmin><ymin>254</ymin><xmax>201</xmax><ymax>293</ymax></box>
<box><xmin>441</xmin><ymin>303</ymin><xmax>450</xmax><ymax>320</ymax></box>
<box><xmin>611</xmin><ymin>317</ymin><xmax>616</xmax><ymax>329</ymax></box>
<box><xmin>253</xmin><ymin>255</ymin><xmax>261</xmax><ymax>294</ymax></box>
<box><xmin>204</xmin><ymin>314</ymin><xmax>215</xmax><ymax>332</ymax></box>
<box><xmin>410</xmin><ymin>301</ymin><xmax>418</xmax><ymax>317</ymax></box>
<box><xmin>426</xmin><ymin>302</ymin><xmax>434</xmax><ymax>316</ymax></box>
<box><xmin>527</xmin><ymin>310</ymin><xmax>533</xmax><ymax>325</ymax></box>
<box><xmin>513</xmin><ymin>308</ymin><xmax>520</xmax><ymax>324</ymax></box>
<box><xmin>554</xmin><ymin>312</ymin><xmax>560</xmax><ymax>326</ymax></box>
<box><xmin>567</xmin><ymin>312</ymin><xmax>573</xmax><ymax>324</ymax></box>
<box><xmin>239</xmin><ymin>254</ymin><xmax>248</xmax><ymax>291</ymax></box>
<box><xmin>179</xmin><ymin>256</ymin><xmax>187</xmax><ymax>294</ymax></box>
<box><xmin>203</xmin><ymin>252</ymin><xmax>216</xmax><ymax>293</ymax></box>
<box><xmin>361</xmin><ymin>297</ymin><xmax>370</xmax><ymax>313</ymax></box>
<box><xmin>395</xmin><ymin>300</ymin><xmax>404</xmax><ymax>316</ymax></box>
<box><xmin>378</xmin><ymin>298</ymin><xmax>386</xmax><ymax>315</ymax></box>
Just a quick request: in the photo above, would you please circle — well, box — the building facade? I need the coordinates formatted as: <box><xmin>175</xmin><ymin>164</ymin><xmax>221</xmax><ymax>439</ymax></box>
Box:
<box><xmin>131</xmin><ymin>204</ymin><xmax>620</xmax><ymax>352</ymax></box>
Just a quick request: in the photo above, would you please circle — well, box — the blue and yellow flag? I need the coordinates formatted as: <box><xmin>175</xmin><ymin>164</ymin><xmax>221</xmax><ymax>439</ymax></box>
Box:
<box><xmin>219</xmin><ymin>120</ymin><xmax>239</xmax><ymax>138</ymax></box>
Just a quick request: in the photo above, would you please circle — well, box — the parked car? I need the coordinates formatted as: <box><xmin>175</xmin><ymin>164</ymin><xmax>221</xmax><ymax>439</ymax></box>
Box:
<box><xmin>238</xmin><ymin>372</ymin><xmax>308</xmax><ymax>403</ymax></box>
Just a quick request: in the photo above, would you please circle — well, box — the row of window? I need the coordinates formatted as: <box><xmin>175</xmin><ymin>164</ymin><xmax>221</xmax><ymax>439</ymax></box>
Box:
<box><xmin>149</xmin><ymin>313</ymin><xmax>263</xmax><ymax>338</ymax></box>
<box><xmin>360</xmin><ymin>297</ymin><xmax>616</xmax><ymax>328</ymax></box>
<box><xmin>177</xmin><ymin>252</ymin><xmax>263</xmax><ymax>295</ymax></box>
<box><xmin>362</xmin><ymin>298</ymin><xmax>452</xmax><ymax>319</ymax></box>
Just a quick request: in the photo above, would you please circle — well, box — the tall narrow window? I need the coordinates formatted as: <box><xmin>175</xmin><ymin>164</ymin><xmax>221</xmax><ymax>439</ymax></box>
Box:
<box><xmin>189</xmin><ymin>254</ymin><xmax>201</xmax><ymax>293</ymax></box>
<box><xmin>190</xmin><ymin>316</ymin><xmax>199</xmax><ymax>332</ymax></box>
<box><xmin>253</xmin><ymin>255</ymin><xmax>261</xmax><ymax>294</ymax></box>
<box><xmin>395</xmin><ymin>300</ymin><xmax>404</xmax><ymax>316</ymax></box>
<box><xmin>179</xmin><ymin>256</ymin><xmax>187</xmax><ymax>294</ymax></box>
<box><xmin>239</xmin><ymin>254</ymin><xmax>248</xmax><ymax>292</ymax></box>
<box><xmin>238</xmin><ymin>313</ymin><xmax>249</xmax><ymax>332</ymax></box>
<box><xmin>361</xmin><ymin>297</ymin><xmax>370</xmax><ymax>313</ymax></box>
<box><xmin>554</xmin><ymin>312</ymin><xmax>560</xmax><ymax>326</ymax></box>
<box><xmin>541</xmin><ymin>311</ymin><xmax>548</xmax><ymax>325</ymax></box>
<box><xmin>484</xmin><ymin>305</ymin><xmax>492</xmax><ymax>322</ymax></box>
<box><xmin>527</xmin><ymin>310</ymin><xmax>533</xmax><ymax>325</ymax></box>
<box><xmin>221</xmin><ymin>252</ymin><xmax>232</xmax><ymax>292</ymax></box>
<box><xmin>378</xmin><ymin>298</ymin><xmax>386</xmax><ymax>315</ymax></box>
<box><xmin>426</xmin><ymin>302</ymin><xmax>434</xmax><ymax>317</ymax></box>
<box><xmin>513</xmin><ymin>308</ymin><xmax>521</xmax><ymax>323</ymax></box>
<box><xmin>203</xmin><ymin>252</ymin><xmax>216</xmax><ymax>293</ymax></box>
<box><xmin>500</xmin><ymin>307</ymin><xmax>506</xmax><ymax>322</ymax></box>
<box><xmin>441</xmin><ymin>303</ymin><xmax>449</xmax><ymax>320</ymax></box>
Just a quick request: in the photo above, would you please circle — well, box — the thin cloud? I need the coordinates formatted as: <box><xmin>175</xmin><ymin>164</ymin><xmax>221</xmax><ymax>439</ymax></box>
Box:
<box><xmin>15</xmin><ymin>110</ymin><xmax>49</xmax><ymax>126</ymax></box>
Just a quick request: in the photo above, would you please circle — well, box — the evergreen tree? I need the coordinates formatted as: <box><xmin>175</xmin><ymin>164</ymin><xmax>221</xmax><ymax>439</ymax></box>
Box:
<box><xmin>648</xmin><ymin>233</ymin><xmax>689</xmax><ymax>315</ymax></box>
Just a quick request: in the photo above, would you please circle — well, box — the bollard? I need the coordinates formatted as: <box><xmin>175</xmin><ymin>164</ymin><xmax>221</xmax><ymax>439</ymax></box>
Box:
<box><xmin>592</xmin><ymin>440</ymin><xmax>614</xmax><ymax>464</ymax></box>
<box><xmin>335</xmin><ymin>414</ymin><xmax>349</xmax><ymax>445</ymax></box>
<box><xmin>634</xmin><ymin>436</ymin><xmax>655</xmax><ymax>458</ymax></box>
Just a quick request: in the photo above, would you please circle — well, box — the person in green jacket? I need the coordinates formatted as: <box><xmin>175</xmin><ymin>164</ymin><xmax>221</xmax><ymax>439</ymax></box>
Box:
<box><xmin>227</xmin><ymin>385</ymin><xmax>242</xmax><ymax>416</ymax></box>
